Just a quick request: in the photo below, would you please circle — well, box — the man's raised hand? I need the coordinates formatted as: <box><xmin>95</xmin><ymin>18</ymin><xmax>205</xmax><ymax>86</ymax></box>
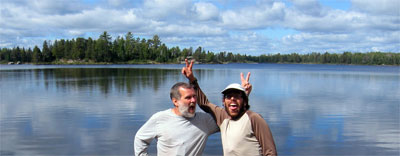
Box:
<box><xmin>241</xmin><ymin>72</ymin><xmax>252</xmax><ymax>96</ymax></box>
<box><xmin>181</xmin><ymin>59</ymin><xmax>196</xmax><ymax>82</ymax></box>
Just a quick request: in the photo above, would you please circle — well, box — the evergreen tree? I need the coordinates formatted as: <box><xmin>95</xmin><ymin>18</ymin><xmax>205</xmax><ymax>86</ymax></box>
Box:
<box><xmin>20</xmin><ymin>48</ymin><xmax>27</xmax><ymax>62</ymax></box>
<box><xmin>125</xmin><ymin>32</ymin><xmax>134</xmax><ymax>60</ymax></box>
<box><xmin>32</xmin><ymin>46</ymin><xmax>42</xmax><ymax>63</ymax></box>
<box><xmin>52</xmin><ymin>40</ymin><xmax>59</xmax><ymax>60</ymax></box>
<box><xmin>0</xmin><ymin>48</ymin><xmax>11</xmax><ymax>61</ymax></box>
<box><xmin>85</xmin><ymin>37</ymin><xmax>95</xmax><ymax>61</ymax></box>
<box><xmin>151</xmin><ymin>35</ymin><xmax>161</xmax><ymax>49</ymax></box>
<box><xmin>115</xmin><ymin>36</ymin><xmax>126</xmax><ymax>61</ymax></box>
<box><xmin>72</xmin><ymin>37</ymin><xmax>86</xmax><ymax>60</ymax></box>
<box><xmin>206</xmin><ymin>51</ymin><xmax>215</xmax><ymax>63</ymax></box>
<box><xmin>139</xmin><ymin>38</ymin><xmax>149</xmax><ymax>60</ymax></box>
<box><xmin>341</xmin><ymin>52</ymin><xmax>352</xmax><ymax>64</ymax></box>
<box><xmin>156</xmin><ymin>43</ymin><xmax>169</xmax><ymax>62</ymax></box>
<box><xmin>42</xmin><ymin>40</ymin><xmax>53</xmax><ymax>62</ymax></box>
<box><xmin>170</xmin><ymin>46</ymin><xmax>181</xmax><ymax>61</ymax></box>
<box><xmin>52</xmin><ymin>39</ymin><xmax>65</xmax><ymax>60</ymax></box>
<box><xmin>193</xmin><ymin>47</ymin><xmax>202</xmax><ymax>61</ymax></box>
<box><xmin>64</xmin><ymin>40</ymin><xmax>73</xmax><ymax>59</ymax></box>
<box><xmin>181</xmin><ymin>48</ymin><xmax>190</xmax><ymax>59</ymax></box>
<box><xmin>10</xmin><ymin>47</ymin><xmax>22</xmax><ymax>62</ymax></box>
<box><xmin>95</xmin><ymin>31</ymin><xmax>112</xmax><ymax>62</ymax></box>
<box><xmin>26</xmin><ymin>48</ymin><xmax>33</xmax><ymax>62</ymax></box>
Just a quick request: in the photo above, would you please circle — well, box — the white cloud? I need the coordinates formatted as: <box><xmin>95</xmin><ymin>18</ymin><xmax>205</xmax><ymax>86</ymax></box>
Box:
<box><xmin>284</xmin><ymin>9</ymin><xmax>368</xmax><ymax>33</ymax></box>
<box><xmin>192</xmin><ymin>2</ymin><xmax>220</xmax><ymax>21</ymax></box>
<box><xmin>30</xmin><ymin>0</ymin><xmax>84</xmax><ymax>15</ymax></box>
<box><xmin>68</xmin><ymin>30</ymin><xmax>85</xmax><ymax>36</ymax></box>
<box><xmin>0</xmin><ymin>0</ymin><xmax>398</xmax><ymax>54</ymax></box>
<box><xmin>154</xmin><ymin>24</ymin><xmax>225</xmax><ymax>36</ymax></box>
<box><xmin>281</xmin><ymin>31</ymin><xmax>400</xmax><ymax>53</ymax></box>
<box><xmin>142</xmin><ymin>0</ymin><xmax>191</xmax><ymax>19</ymax></box>
<box><xmin>199</xmin><ymin>32</ymin><xmax>272</xmax><ymax>54</ymax></box>
<box><xmin>41</xmin><ymin>7</ymin><xmax>153</xmax><ymax>35</ymax></box>
<box><xmin>221</xmin><ymin>2</ymin><xmax>286</xmax><ymax>29</ymax></box>
<box><xmin>290</xmin><ymin>0</ymin><xmax>324</xmax><ymax>16</ymax></box>
<box><xmin>0</xmin><ymin>3</ymin><xmax>41</xmax><ymax>32</ymax></box>
<box><xmin>351</xmin><ymin>0</ymin><xmax>400</xmax><ymax>16</ymax></box>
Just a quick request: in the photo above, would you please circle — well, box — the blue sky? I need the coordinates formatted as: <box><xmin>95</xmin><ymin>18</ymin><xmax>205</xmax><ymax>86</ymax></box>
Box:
<box><xmin>0</xmin><ymin>0</ymin><xmax>399</xmax><ymax>55</ymax></box>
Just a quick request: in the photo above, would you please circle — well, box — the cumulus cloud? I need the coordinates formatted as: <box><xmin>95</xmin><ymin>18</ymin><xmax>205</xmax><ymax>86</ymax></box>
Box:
<box><xmin>351</xmin><ymin>0</ymin><xmax>400</xmax><ymax>16</ymax></box>
<box><xmin>142</xmin><ymin>0</ymin><xmax>192</xmax><ymax>20</ymax></box>
<box><xmin>0</xmin><ymin>0</ymin><xmax>398</xmax><ymax>54</ymax></box>
<box><xmin>290</xmin><ymin>0</ymin><xmax>324</xmax><ymax>16</ymax></box>
<box><xmin>192</xmin><ymin>2</ymin><xmax>220</xmax><ymax>21</ymax></box>
<box><xmin>284</xmin><ymin>9</ymin><xmax>368</xmax><ymax>33</ymax></box>
<box><xmin>281</xmin><ymin>31</ymin><xmax>400</xmax><ymax>53</ymax></box>
<box><xmin>48</xmin><ymin>8</ymin><xmax>149</xmax><ymax>33</ymax></box>
<box><xmin>221</xmin><ymin>2</ymin><xmax>286</xmax><ymax>29</ymax></box>
<box><xmin>275</xmin><ymin>0</ymin><xmax>400</xmax><ymax>53</ymax></box>
<box><xmin>9</xmin><ymin>0</ymin><xmax>86</xmax><ymax>15</ymax></box>
<box><xmin>153</xmin><ymin>24</ymin><xmax>225</xmax><ymax>37</ymax></box>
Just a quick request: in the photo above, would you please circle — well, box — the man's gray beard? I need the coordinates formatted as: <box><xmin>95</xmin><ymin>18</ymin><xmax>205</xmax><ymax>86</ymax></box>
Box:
<box><xmin>178</xmin><ymin>102</ymin><xmax>195</xmax><ymax>118</ymax></box>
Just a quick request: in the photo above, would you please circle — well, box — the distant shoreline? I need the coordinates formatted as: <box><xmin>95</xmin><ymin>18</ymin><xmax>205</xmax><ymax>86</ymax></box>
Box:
<box><xmin>2</xmin><ymin>60</ymin><xmax>399</xmax><ymax>66</ymax></box>
<box><xmin>2</xmin><ymin>33</ymin><xmax>399</xmax><ymax>66</ymax></box>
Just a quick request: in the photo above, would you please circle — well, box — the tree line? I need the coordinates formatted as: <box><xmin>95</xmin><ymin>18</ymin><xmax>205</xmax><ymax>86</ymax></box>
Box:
<box><xmin>1</xmin><ymin>31</ymin><xmax>399</xmax><ymax>65</ymax></box>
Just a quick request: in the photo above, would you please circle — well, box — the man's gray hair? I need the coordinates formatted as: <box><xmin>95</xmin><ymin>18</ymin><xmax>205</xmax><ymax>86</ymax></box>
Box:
<box><xmin>170</xmin><ymin>82</ymin><xmax>194</xmax><ymax>100</ymax></box>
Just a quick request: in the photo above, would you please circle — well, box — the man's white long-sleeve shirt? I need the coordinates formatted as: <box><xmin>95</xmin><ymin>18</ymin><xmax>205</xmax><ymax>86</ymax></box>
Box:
<box><xmin>134</xmin><ymin>109</ymin><xmax>219</xmax><ymax>156</ymax></box>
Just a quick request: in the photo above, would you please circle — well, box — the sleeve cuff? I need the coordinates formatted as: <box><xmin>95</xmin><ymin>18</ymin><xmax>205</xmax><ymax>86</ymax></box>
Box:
<box><xmin>189</xmin><ymin>78</ymin><xmax>198</xmax><ymax>85</ymax></box>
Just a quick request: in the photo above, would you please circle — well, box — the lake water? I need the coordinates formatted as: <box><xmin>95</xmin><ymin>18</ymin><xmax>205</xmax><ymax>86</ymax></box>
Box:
<box><xmin>0</xmin><ymin>64</ymin><xmax>399</xmax><ymax>156</ymax></box>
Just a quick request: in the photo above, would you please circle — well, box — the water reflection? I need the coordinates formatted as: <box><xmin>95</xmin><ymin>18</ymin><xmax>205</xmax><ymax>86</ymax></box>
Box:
<box><xmin>250</xmin><ymin>70</ymin><xmax>399</xmax><ymax>155</ymax></box>
<box><xmin>39</xmin><ymin>68</ymin><xmax>182</xmax><ymax>94</ymax></box>
<box><xmin>0</xmin><ymin>64</ymin><xmax>399</xmax><ymax>156</ymax></box>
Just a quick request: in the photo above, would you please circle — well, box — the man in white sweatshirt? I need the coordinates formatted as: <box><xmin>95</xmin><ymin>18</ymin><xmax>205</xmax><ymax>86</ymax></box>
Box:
<box><xmin>134</xmin><ymin>82</ymin><xmax>219</xmax><ymax>156</ymax></box>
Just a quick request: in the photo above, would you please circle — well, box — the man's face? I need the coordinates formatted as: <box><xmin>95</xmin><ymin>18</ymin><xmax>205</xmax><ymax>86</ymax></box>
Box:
<box><xmin>175</xmin><ymin>87</ymin><xmax>197</xmax><ymax>118</ymax></box>
<box><xmin>223</xmin><ymin>90</ymin><xmax>244</xmax><ymax>118</ymax></box>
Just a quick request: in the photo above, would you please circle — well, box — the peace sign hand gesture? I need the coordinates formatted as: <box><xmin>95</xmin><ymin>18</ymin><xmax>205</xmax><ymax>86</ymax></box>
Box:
<box><xmin>241</xmin><ymin>72</ymin><xmax>252</xmax><ymax>96</ymax></box>
<box><xmin>182</xmin><ymin>59</ymin><xmax>196</xmax><ymax>82</ymax></box>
